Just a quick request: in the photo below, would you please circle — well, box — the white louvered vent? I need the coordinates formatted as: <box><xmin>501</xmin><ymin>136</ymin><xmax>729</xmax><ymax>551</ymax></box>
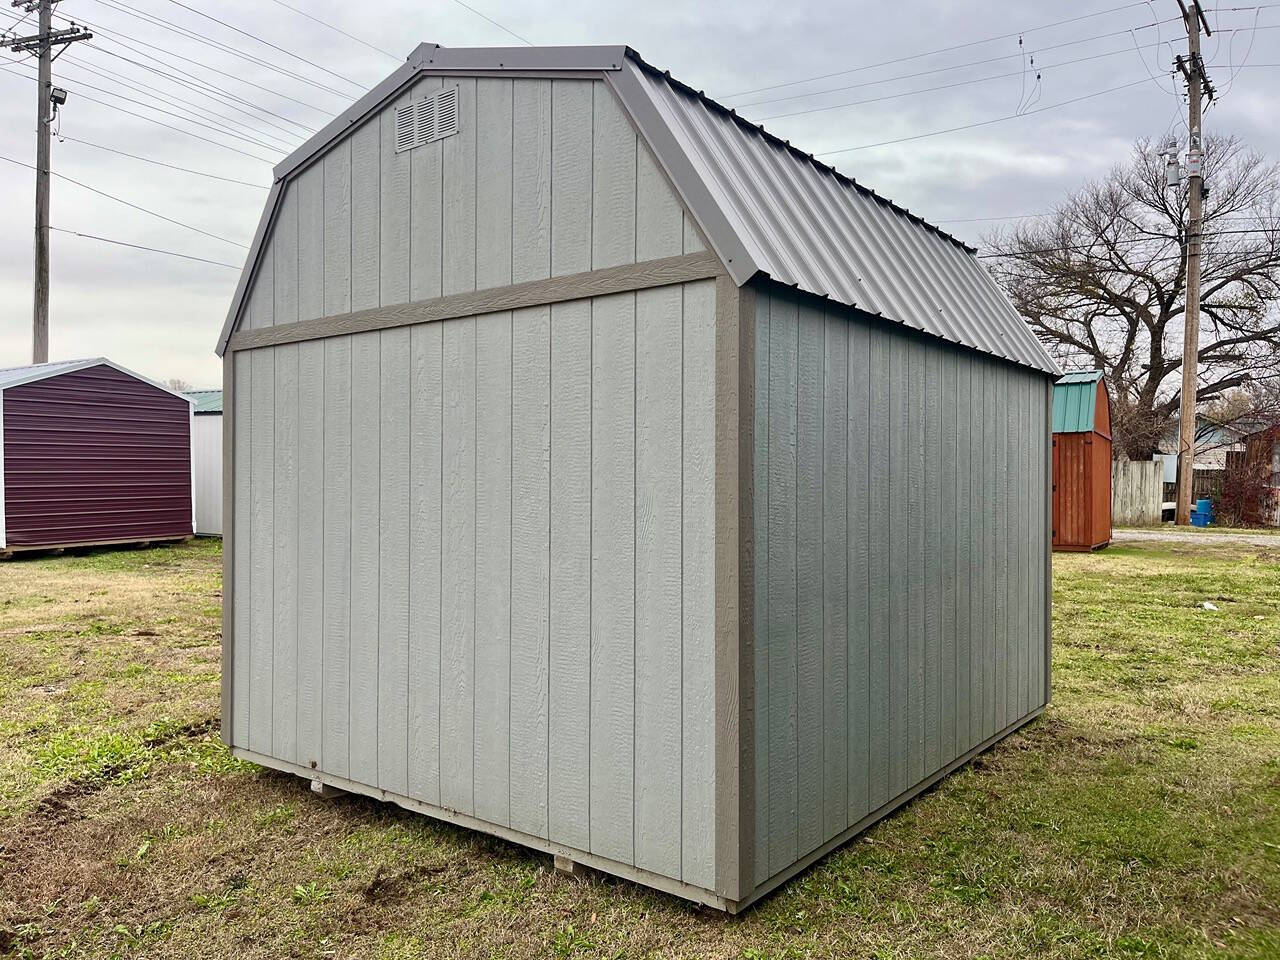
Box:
<box><xmin>394</xmin><ymin>86</ymin><xmax>460</xmax><ymax>154</ymax></box>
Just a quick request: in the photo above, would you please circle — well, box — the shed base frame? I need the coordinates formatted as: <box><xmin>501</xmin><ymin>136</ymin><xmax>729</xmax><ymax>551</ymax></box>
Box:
<box><xmin>0</xmin><ymin>534</ymin><xmax>192</xmax><ymax>557</ymax></box>
<box><xmin>231</xmin><ymin>706</ymin><xmax>1044</xmax><ymax>913</ymax></box>
<box><xmin>1052</xmin><ymin>541</ymin><xmax>1110</xmax><ymax>552</ymax></box>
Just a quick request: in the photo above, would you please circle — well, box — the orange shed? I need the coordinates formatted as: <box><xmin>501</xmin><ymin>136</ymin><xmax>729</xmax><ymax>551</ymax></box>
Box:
<box><xmin>1052</xmin><ymin>371</ymin><xmax>1112</xmax><ymax>551</ymax></box>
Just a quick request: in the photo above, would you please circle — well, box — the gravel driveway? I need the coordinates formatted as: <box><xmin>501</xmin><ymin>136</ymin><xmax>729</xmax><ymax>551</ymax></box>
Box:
<box><xmin>1112</xmin><ymin>527</ymin><xmax>1280</xmax><ymax>547</ymax></box>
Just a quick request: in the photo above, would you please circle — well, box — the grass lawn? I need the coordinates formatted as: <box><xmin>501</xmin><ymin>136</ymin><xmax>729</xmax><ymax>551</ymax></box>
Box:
<box><xmin>0</xmin><ymin>539</ymin><xmax>1278</xmax><ymax>959</ymax></box>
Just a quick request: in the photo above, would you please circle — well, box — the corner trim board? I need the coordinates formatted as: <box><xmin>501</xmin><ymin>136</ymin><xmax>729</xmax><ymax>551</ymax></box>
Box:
<box><xmin>226</xmin><ymin>251</ymin><xmax>724</xmax><ymax>352</ymax></box>
<box><xmin>220</xmin><ymin>357</ymin><xmax>234</xmax><ymax>744</ymax></box>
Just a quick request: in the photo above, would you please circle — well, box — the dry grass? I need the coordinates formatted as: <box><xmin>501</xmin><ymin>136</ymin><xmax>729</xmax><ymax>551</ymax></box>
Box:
<box><xmin>0</xmin><ymin>539</ymin><xmax>1277</xmax><ymax>959</ymax></box>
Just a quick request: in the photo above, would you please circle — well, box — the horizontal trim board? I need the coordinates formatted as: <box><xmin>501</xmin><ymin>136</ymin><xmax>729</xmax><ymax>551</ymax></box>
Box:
<box><xmin>740</xmin><ymin>705</ymin><xmax>1046</xmax><ymax>911</ymax></box>
<box><xmin>231</xmin><ymin>747</ymin><xmax>734</xmax><ymax>912</ymax></box>
<box><xmin>228</xmin><ymin>251</ymin><xmax>724</xmax><ymax>352</ymax></box>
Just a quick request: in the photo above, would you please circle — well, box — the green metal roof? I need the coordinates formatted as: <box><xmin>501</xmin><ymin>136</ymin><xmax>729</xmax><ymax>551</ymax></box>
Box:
<box><xmin>1052</xmin><ymin>371</ymin><xmax>1104</xmax><ymax>433</ymax></box>
<box><xmin>185</xmin><ymin>389</ymin><xmax>223</xmax><ymax>414</ymax></box>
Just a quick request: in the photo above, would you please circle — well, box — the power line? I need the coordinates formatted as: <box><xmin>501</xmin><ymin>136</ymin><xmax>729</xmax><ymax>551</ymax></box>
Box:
<box><xmin>84</xmin><ymin>0</ymin><xmax>355</xmax><ymax>99</ymax></box>
<box><xmin>720</xmin><ymin>1</ymin><xmax>1154</xmax><ymax>100</ymax></box>
<box><xmin>817</xmin><ymin>77</ymin><xmax>1153</xmax><ymax>155</ymax></box>
<box><xmin>1</xmin><ymin>63</ymin><xmax>291</xmax><ymax>154</ymax></box>
<box><xmin>976</xmin><ymin>226</ymin><xmax>1280</xmax><ymax>258</ymax></box>
<box><xmin>63</xmin><ymin>11</ymin><xmax>332</xmax><ymax>118</ymax></box>
<box><xmin>156</xmin><ymin>0</ymin><xmax>366</xmax><ymax>90</ymax></box>
<box><xmin>0</xmin><ymin>152</ymin><xmax>249</xmax><ymax>248</ymax></box>
<box><xmin>448</xmin><ymin>0</ymin><xmax>533</xmax><ymax>45</ymax></box>
<box><xmin>50</xmin><ymin>226</ymin><xmax>240</xmax><ymax>268</ymax></box>
<box><xmin>58</xmin><ymin>136</ymin><xmax>267</xmax><ymax>188</ymax></box>
<box><xmin>263</xmin><ymin>0</ymin><xmax>399</xmax><ymax>61</ymax></box>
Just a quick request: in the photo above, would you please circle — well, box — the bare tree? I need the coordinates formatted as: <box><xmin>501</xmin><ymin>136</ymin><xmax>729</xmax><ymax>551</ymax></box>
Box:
<box><xmin>985</xmin><ymin>135</ymin><xmax>1280</xmax><ymax>459</ymax></box>
<box><xmin>167</xmin><ymin>377</ymin><xmax>193</xmax><ymax>393</ymax></box>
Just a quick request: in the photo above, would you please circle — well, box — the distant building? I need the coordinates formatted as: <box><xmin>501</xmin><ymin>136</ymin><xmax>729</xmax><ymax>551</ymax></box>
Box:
<box><xmin>0</xmin><ymin>358</ymin><xmax>193</xmax><ymax>554</ymax></box>
<box><xmin>184</xmin><ymin>389</ymin><xmax>223</xmax><ymax>536</ymax></box>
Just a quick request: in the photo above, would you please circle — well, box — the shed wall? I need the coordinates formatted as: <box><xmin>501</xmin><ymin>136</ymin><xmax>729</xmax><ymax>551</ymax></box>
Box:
<box><xmin>2</xmin><ymin>364</ymin><xmax>193</xmax><ymax>549</ymax></box>
<box><xmin>228</xmin><ymin>278</ymin><xmax>720</xmax><ymax>890</ymax></box>
<box><xmin>238</xmin><ymin>77</ymin><xmax>704</xmax><ymax>333</ymax></box>
<box><xmin>191</xmin><ymin>413</ymin><xmax>223</xmax><ymax>535</ymax></box>
<box><xmin>749</xmin><ymin>285</ymin><xmax>1050</xmax><ymax>889</ymax></box>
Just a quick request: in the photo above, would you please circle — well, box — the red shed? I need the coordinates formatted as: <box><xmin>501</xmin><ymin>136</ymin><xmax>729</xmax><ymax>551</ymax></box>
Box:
<box><xmin>0</xmin><ymin>358</ymin><xmax>195</xmax><ymax>554</ymax></box>
<box><xmin>1051</xmin><ymin>370</ymin><xmax>1112</xmax><ymax>551</ymax></box>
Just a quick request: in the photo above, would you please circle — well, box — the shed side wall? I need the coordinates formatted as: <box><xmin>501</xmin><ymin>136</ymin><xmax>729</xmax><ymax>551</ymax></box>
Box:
<box><xmin>750</xmin><ymin>285</ymin><xmax>1050</xmax><ymax>888</ymax></box>
<box><xmin>227</xmin><ymin>277</ymin><xmax>719</xmax><ymax>890</ymax></box>
<box><xmin>238</xmin><ymin>77</ymin><xmax>704</xmax><ymax>333</ymax></box>
<box><xmin>2</xmin><ymin>364</ymin><xmax>193</xmax><ymax>548</ymax></box>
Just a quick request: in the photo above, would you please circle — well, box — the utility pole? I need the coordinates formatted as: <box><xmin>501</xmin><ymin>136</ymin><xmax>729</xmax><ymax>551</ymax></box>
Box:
<box><xmin>1173</xmin><ymin>0</ymin><xmax>1214</xmax><ymax>525</ymax></box>
<box><xmin>6</xmin><ymin>1</ymin><xmax>90</xmax><ymax>364</ymax></box>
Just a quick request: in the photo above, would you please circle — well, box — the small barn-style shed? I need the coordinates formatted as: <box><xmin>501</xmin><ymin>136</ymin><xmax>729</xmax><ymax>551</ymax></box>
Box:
<box><xmin>217</xmin><ymin>44</ymin><xmax>1059</xmax><ymax>911</ymax></box>
<box><xmin>185</xmin><ymin>389</ymin><xmax>223</xmax><ymax>536</ymax></box>
<box><xmin>0</xmin><ymin>358</ymin><xmax>194</xmax><ymax>554</ymax></box>
<box><xmin>1052</xmin><ymin>371</ymin><xmax>1112</xmax><ymax>551</ymax></box>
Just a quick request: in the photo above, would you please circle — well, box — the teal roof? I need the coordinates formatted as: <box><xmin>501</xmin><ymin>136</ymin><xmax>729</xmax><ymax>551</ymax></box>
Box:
<box><xmin>1052</xmin><ymin>371</ymin><xmax>1104</xmax><ymax>433</ymax></box>
<box><xmin>185</xmin><ymin>389</ymin><xmax>223</xmax><ymax>414</ymax></box>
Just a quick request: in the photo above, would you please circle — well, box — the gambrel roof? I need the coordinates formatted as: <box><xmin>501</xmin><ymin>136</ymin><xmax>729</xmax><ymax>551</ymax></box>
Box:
<box><xmin>218</xmin><ymin>44</ymin><xmax>1058</xmax><ymax>375</ymax></box>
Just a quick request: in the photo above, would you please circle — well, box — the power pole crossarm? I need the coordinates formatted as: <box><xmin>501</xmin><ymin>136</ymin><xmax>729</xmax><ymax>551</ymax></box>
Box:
<box><xmin>1174</xmin><ymin>0</ymin><xmax>1210</xmax><ymax>526</ymax></box>
<box><xmin>7</xmin><ymin>0</ymin><xmax>91</xmax><ymax>365</ymax></box>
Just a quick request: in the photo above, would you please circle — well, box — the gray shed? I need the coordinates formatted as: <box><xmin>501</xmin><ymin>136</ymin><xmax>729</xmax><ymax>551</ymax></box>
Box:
<box><xmin>217</xmin><ymin>43</ymin><xmax>1059</xmax><ymax>911</ymax></box>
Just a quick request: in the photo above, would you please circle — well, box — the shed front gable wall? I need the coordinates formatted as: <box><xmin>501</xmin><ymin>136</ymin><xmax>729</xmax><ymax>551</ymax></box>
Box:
<box><xmin>234</xmin><ymin>75</ymin><xmax>705</xmax><ymax>338</ymax></box>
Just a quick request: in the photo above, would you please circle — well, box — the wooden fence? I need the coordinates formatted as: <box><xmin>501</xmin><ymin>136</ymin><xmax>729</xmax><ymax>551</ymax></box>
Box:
<box><xmin>1113</xmin><ymin>459</ymin><xmax>1164</xmax><ymax>526</ymax></box>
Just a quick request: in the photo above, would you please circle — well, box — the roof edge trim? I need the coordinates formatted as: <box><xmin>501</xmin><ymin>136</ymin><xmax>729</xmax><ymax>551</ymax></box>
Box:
<box><xmin>0</xmin><ymin>358</ymin><xmax>197</xmax><ymax>402</ymax></box>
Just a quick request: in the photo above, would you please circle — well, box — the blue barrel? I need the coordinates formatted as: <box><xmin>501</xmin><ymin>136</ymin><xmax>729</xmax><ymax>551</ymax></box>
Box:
<box><xmin>1196</xmin><ymin>498</ymin><xmax>1212</xmax><ymax>515</ymax></box>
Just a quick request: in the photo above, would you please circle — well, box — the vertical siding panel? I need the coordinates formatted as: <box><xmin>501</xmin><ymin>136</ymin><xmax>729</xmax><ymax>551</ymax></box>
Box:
<box><xmin>636</xmin><ymin>145</ymin><xmax>682</xmax><ymax>261</ymax></box>
<box><xmin>847</xmin><ymin>320</ymin><xmax>870</xmax><ymax>823</ymax></box>
<box><xmin>887</xmin><ymin>333</ymin><xmax>908</xmax><ymax>798</ymax></box>
<box><xmin>323</xmin><ymin>142</ymin><xmax>352</xmax><ymax>317</ymax></box>
<box><xmin>683</xmin><ymin>215</ymin><xmax>705</xmax><ymax>254</ymax></box>
<box><xmin>1021</xmin><ymin>376</ymin><xmax>1034</xmax><ymax>716</ymax></box>
<box><xmin>971</xmin><ymin>359</ymin><xmax>987</xmax><ymax>746</ymax></box>
<box><xmin>766</xmin><ymin>292</ymin><xmax>798</xmax><ymax>875</ymax></box>
<box><xmin>924</xmin><ymin>349</ymin><xmax>941</xmax><ymax>774</ymax></box>
<box><xmin>348</xmin><ymin>333</ymin><xmax>380</xmax><ymax>786</ymax></box>
<box><xmin>821</xmin><ymin>313</ymin><xmax>848</xmax><ymax>840</ymax></box>
<box><xmin>681</xmin><ymin>278</ymin><xmax>717</xmax><ymax>889</ymax></box>
<box><xmin>634</xmin><ymin>285</ymin><xmax>682</xmax><ymax>878</ymax></box>
<box><xmin>272</xmin><ymin>345</ymin><xmax>299</xmax><ymax>763</ymax></box>
<box><xmin>322</xmin><ymin>338</ymin><xmax>351</xmax><ymax>778</ymax></box>
<box><xmin>474</xmin><ymin>311</ymin><xmax>513</xmax><ymax>826</ymax></box>
<box><xmin>995</xmin><ymin>364</ymin><xmax>1009</xmax><ymax>731</ymax></box>
<box><xmin>550</xmin><ymin>80</ymin><xmax>592</xmax><ymax>277</ymax></box>
<box><xmin>511</xmin><ymin>305</ymin><xmax>550</xmax><ymax>837</ymax></box>
<box><xmin>476</xmin><ymin>79</ymin><xmax>514</xmax><ymax>292</ymax></box>
<box><xmin>549</xmin><ymin>300</ymin><xmax>591</xmax><ymax>850</ymax></box>
<box><xmin>796</xmin><ymin>302</ymin><xmax>824</xmax><ymax>856</ymax></box>
<box><xmin>232</xmin><ymin>352</ymin><xmax>252</xmax><ymax>747</ymax></box>
<box><xmin>591</xmin><ymin>85</ymin><xmax>637</xmax><ymax>270</ymax></box>
<box><xmin>350</xmin><ymin>122</ymin><xmax>380</xmax><ymax>312</ymax></box>
<box><xmin>408</xmin><ymin>323</ymin><xmax>443</xmax><ymax>803</ymax></box>
<box><xmin>941</xmin><ymin>350</ymin><xmax>957</xmax><ymax>761</ymax></box>
<box><xmin>954</xmin><ymin>358</ymin><xmax>971</xmax><ymax>754</ymax></box>
<box><xmin>249</xmin><ymin>243</ymin><xmax>274</xmax><ymax>332</ymax></box>
<box><xmin>867</xmin><ymin>328</ymin><xmax>890</xmax><ymax>809</ymax></box>
<box><xmin>441</xmin><ymin>317</ymin><xmax>476</xmax><ymax>814</ymax></box>
<box><xmin>297</xmin><ymin>342</ymin><xmax>324</xmax><ymax>767</ymax></box>
<box><xmin>378</xmin><ymin>329</ymin><xmax>410</xmax><ymax>796</ymax></box>
<box><xmin>409</xmin><ymin>76</ymin><xmax>444</xmax><ymax>301</ymax></box>
<box><xmin>248</xmin><ymin>348</ymin><xmax>274</xmax><ymax>755</ymax></box>
<box><xmin>512</xmin><ymin>79</ymin><xmax>552</xmax><ymax>284</ymax></box>
<box><xmin>442</xmin><ymin>78</ymin><xmax>478</xmax><ymax>296</ymax></box>
<box><xmin>273</xmin><ymin>189</ymin><xmax>299</xmax><ymax>326</ymax></box>
<box><xmin>752</xmin><ymin>290</ymin><xmax>771</xmax><ymax>886</ymax></box>
<box><xmin>380</xmin><ymin>93</ymin><xmax>411</xmax><ymax>307</ymax></box>
<box><xmin>590</xmin><ymin>291</ymin><xmax>636</xmax><ymax>865</ymax></box>
<box><xmin>983</xmin><ymin>359</ymin><xmax>998</xmax><ymax>741</ymax></box>
<box><xmin>907</xmin><ymin>340</ymin><xmax>925</xmax><ymax>784</ymax></box>
<box><xmin>297</xmin><ymin>165</ymin><xmax>324</xmax><ymax>323</ymax></box>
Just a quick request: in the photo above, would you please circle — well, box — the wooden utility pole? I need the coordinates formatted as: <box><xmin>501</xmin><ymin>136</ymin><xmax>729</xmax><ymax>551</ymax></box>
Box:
<box><xmin>1174</xmin><ymin>0</ymin><xmax>1213</xmax><ymax>525</ymax></box>
<box><xmin>7</xmin><ymin>0</ymin><xmax>91</xmax><ymax>364</ymax></box>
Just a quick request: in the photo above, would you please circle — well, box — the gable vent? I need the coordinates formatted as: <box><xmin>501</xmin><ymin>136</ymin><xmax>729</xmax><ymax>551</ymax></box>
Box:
<box><xmin>394</xmin><ymin>86</ymin><xmax>460</xmax><ymax>154</ymax></box>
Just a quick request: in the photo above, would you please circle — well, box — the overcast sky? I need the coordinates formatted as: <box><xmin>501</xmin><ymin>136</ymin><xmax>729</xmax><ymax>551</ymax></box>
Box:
<box><xmin>1</xmin><ymin>0</ymin><xmax>1277</xmax><ymax>388</ymax></box>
